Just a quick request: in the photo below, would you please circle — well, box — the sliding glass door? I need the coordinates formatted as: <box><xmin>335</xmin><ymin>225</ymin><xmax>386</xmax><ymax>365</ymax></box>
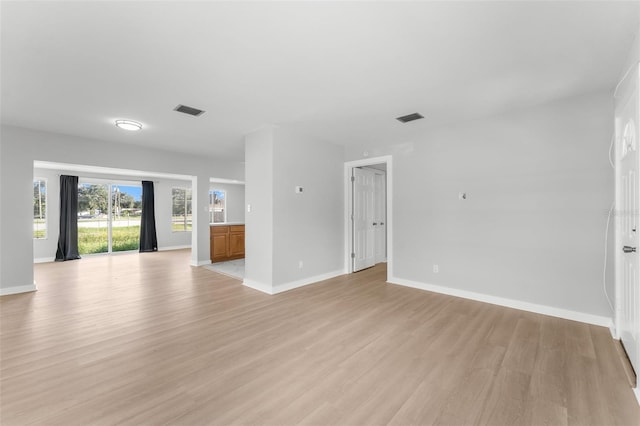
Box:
<box><xmin>78</xmin><ymin>182</ymin><xmax>142</xmax><ymax>255</ymax></box>
<box><xmin>78</xmin><ymin>183</ymin><xmax>109</xmax><ymax>254</ymax></box>
<box><xmin>111</xmin><ymin>185</ymin><xmax>142</xmax><ymax>252</ymax></box>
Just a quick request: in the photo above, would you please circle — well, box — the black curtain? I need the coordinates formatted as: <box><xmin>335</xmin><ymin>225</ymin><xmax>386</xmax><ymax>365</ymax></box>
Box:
<box><xmin>139</xmin><ymin>180</ymin><xmax>158</xmax><ymax>252</ymax></box>
<box><xmin>55</xmin><ymin>175</ymin><xmax>81</xmax><ymax>261</ymax></box>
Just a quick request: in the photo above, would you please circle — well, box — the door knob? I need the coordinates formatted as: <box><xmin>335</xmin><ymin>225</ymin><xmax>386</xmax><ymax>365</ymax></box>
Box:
<box><xmin>623</xmin><ymin>246</ymin><xmax>637</xmax><ymax>253</ymax></box>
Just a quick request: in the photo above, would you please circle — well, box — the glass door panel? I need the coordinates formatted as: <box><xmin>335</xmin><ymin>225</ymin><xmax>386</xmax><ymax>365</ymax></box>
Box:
<box><xmin>78</xmin><ymin>183</ymin><xmax>109</xmax><ymax>254</ymax></box>
<box><xmin>111</xmin><ymin>185</ymin><xmax>142</xmax><ymax>252</ymax></box>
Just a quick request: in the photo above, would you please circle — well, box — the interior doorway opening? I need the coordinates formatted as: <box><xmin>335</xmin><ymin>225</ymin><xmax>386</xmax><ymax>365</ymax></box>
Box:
<box><xmin>344</xmin><ymin>156</ymin><xmax>393</xmax><ymax>278</ymax></box>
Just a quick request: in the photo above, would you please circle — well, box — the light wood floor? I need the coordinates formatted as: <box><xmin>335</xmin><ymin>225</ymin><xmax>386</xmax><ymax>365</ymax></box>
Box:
<box><xmin>1</xmin><ymin>250</ymin><xmax>639</xmax><ymax>426</ymax></box>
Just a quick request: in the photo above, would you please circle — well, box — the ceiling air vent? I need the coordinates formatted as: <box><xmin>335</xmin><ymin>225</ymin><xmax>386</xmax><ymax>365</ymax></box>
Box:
<box><xmin>396</xmin><ymin>112</ymin><xmax>424</xmax><ymax>123</ymax></box>
<box><xmin>174</xmin><ymin>104</ymin><xmax>205</xmax><ymax>117</ymax></box>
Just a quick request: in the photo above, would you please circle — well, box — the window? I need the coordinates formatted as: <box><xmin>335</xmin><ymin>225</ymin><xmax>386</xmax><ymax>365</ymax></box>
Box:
<box><xmin>209</xmin><ymin>189</ymin><xmax>226</xmax><ymax>223</ymax></box>
<box><xmin>172</xmin><ymin>188</ymin><xmax>192</xmax><ymax>231</ymax></box>
<box><xmin>33</xmin><ymin>179</ymin><xmax>47</xmax><ymax>239</ymax></box>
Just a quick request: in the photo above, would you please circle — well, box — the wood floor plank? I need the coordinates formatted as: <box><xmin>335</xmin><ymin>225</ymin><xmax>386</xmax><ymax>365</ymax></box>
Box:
<box><xmin>1</xmin><ymin>250</ymin><xmax>638</xmax><ymax>425</ymax></box>
<box><xmin>478</xmin><ymin>367</ymin><xmax>532</xmax><ymax>425</ymax></box>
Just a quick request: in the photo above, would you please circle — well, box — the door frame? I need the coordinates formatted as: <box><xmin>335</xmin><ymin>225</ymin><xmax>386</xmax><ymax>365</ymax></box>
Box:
<box><xmin>344</xmin><ymin>155</ymin><xmax>393</xmax><ymax>279</ymax></box>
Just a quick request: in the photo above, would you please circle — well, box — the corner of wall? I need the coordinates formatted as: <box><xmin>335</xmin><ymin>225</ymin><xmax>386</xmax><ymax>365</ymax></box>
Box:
<box><xmin>242</xmin><ymin>279</ymin><xmax>274</xmax><ymax>295</ymax></box>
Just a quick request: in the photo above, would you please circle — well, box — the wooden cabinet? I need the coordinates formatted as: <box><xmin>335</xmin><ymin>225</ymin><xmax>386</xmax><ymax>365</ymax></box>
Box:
<box><xmin>211</xmin><ymin>227</ymin><xmax>230</xmax><ymax>263</ymax></box>
<box><xmin>228</xmin><ymin>225</ymin><xmax>245</xmax><ymax>258</ymax></box>
<box><xmin>210</xmin><ymin>225</ymin><xmax>244</xmax><ymax>263</ymax></box>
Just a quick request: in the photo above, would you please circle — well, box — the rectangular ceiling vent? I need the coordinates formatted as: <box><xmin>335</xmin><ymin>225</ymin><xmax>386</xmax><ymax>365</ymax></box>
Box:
<box><xmin>174</xmin><ymin>104</ymin><xmax>205</xmax><ymax>117</ymax></box>
<box><xmin>396</xmin><ymin>112</ymin><xmax>424</xmax><ymax>123</ymax></box>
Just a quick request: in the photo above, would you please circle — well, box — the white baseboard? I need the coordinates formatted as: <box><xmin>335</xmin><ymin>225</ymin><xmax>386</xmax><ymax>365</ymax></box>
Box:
<box><xmin>388</xmin><ymin>276</ymin><xmax>612</xmax><ymax>328</ymax></box>
<box><xmin>158</xmin><ymin>245</ymin><xmax>191</xmax><ymax>252</ymax></box>
<box><xmin>243</xmin><ymin>279</ymin><xmax>274</xmax><ymax>295</ymax></box>
<box><xmin>243</xmin><ymin>269</ymin><xmax>344</xmax><ymax>296</ymax></box>
<box><xmin>34</xmin><ymin>257</ymin><xmax>55</xmax><ymax>264</ymax></box>
<box><xmin>609</xmin><ymin>323</ymin><xmax>619</xmax><ymax>339</ymax></box>
<box><xmin>272</xmin><ymin>270</ymin><xmax>344</xmax><ymax>295</ymax></box>
<box><xmin>1</xmin><ymin>284</ymin><xmax>37</xmax><ymax>296</ymax></box>
<box><xmin>191</xmin><ymin>260</ymin><xmax>211</xmax><ymax>267</ymax></box>
<box><xmin>634</xmin><ymin>387</ymin><xmax>640</xmax><ymax>406</ymax></box>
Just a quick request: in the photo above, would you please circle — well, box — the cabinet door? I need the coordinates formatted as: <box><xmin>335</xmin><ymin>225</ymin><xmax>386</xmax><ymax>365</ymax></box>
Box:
<box><xmin>210</xmin><ymin>236</ymin><xmax>215</xmax><ymax>263</ymax></box>
<box><xmin>228</xmin><ymin>231</ymin><xmax>245</xmax><ymax>257</ymax></box>
<box><xmin>212</xmin><ymin>234</ymin><xmax>229</xmax><ymax>262</ymax></box>
<box><xmin>211</xmin><ymin>226</ymin><xmax>230</xmax><ymax>262</ymax></box>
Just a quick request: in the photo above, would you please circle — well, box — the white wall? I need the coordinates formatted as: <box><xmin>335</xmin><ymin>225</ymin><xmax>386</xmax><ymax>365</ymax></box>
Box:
<box><xmin>155</xmin><ymin>179</ymin><xmax>193</xmax><ymax>249</ymax></box>
<box><xmin>271</xmin><ymin>127</ymin><xmax>344</xmax><ymax>288</ymax></box>
<box><xmin>0</xmin><ymin>125</ymin><xmax>244</xmax><ymax>293</ymax></box>
<box><xmin>345</xmin><ymin>90</ymin><xmax>615</xmax><ymax>319</ymax></box>
<box><xmin>620</xmin><ymin>24</ymin><xmax>640</xmax><ymax>85</ymax></box>
<box><xmin>1</xmin><ymin>132</ymin><xmax>33</xmax><ymax>293</ymax></box>
<box><xmin>244</xmin><ymin>126</ymin><xmax>344</xmax><ymax>293</ymax></box>
<box><xmin>244</xmin><ymin>127</ymin><xmax>274</xmax><ymax>289</ymax></box>
<box><xmin>209</xmin><ymin>182</ymin><xmax>245</xmax><ymax>224</ymax></box>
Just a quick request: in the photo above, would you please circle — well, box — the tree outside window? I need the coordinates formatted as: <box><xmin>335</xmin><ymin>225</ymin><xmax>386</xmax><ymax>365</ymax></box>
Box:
<box><xmin>172</xmin><ymin>188</ymin><xmax>192</xmax><ymax>231</ymax></box>
<box><xmin>33</xmin><ymin>179</ymin><xmax>47</xmax><ymax>239</ymax></box>
<box><xmin>209</xmin><ymin>190</ymin><xmax>226</xmax><ymax>223</ymax></box>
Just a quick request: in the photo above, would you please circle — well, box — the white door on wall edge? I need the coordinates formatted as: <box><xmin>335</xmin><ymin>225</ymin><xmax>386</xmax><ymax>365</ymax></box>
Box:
<box><xmin>616</xmin><ymin>66</ymin><xmax>640</xmax><ymax>378</ymax></box>
<box><xmin>352</xmin><ymin>167</ymin><xmax>375</xmax><ymax>272</ymax></box>
<box><xmin>374</xmin><ymin>171</ymin><xmax>387</xmax><ymax>264</ymax></box>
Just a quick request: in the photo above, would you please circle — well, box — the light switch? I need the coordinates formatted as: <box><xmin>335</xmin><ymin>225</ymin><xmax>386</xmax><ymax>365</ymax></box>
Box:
<box><xmin>295</xmin><ymin>186</ymin><xmax>303</xmax><ymax>193</ymax></box>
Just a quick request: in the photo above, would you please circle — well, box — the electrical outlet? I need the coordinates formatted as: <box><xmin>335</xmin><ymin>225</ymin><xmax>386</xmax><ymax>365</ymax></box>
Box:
<box><xmin>299</xmin><ymin>261</ymin><xmax>303</xmax><ymax>269</ymax></box>
<box><xmin>433</xmin><ymin>264</ymin><xmax>439</xmax><ymax>273</ymax></box>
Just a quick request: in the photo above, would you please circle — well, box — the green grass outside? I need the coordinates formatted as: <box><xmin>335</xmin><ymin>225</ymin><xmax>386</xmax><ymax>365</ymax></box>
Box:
<box><xmin>78</xmin><ymin>226</ymin><xmax>140</xmax><ymax>254</ymax></box>
<box><xmin>171</xmin><ymin>215</ymin><xmax>192</xmax><ymax>232</ymax></box>
<box><xmin>172</xmin><ymin>222</ymin><xmax>192</xmax><ymax>232</ymax></box>
<box><xmin>33</xmin><ymin>218</ymin><xmax>46</xmax><ymax>239</ymax></box>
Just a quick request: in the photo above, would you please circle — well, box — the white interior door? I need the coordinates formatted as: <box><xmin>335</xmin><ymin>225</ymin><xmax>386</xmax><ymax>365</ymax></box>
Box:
<box><xmin>616</xmin><ymin>67</ymin><xmax>640</xmax><ymax>377</ymax></box>
<box><xmin>374</xmin><ymin>171</ymin><xmax>387</xmax><ymax>263</ymax></box>
<box><xmin>353</xmin><ymin>168</ymin><xmax>375</xmax><ymax>271</ymax></box>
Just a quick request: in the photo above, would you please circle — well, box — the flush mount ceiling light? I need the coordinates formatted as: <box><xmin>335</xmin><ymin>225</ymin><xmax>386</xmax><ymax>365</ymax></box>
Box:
<box><xmin>396</xmin><ymin>113</ymin><xmax>424</xmax><ymax>123</ymax></box>
<box><xmin>115</xmin><ymin>120</ymin><xmax>142</xmax><ymax>131</ymax></box>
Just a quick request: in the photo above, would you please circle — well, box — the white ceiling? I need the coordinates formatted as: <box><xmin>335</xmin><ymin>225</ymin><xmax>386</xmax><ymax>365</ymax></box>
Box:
<box><xmin>2</xmin><ymin>1</ymin><xmax>639</xmax><ymax>162</ymax></box>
